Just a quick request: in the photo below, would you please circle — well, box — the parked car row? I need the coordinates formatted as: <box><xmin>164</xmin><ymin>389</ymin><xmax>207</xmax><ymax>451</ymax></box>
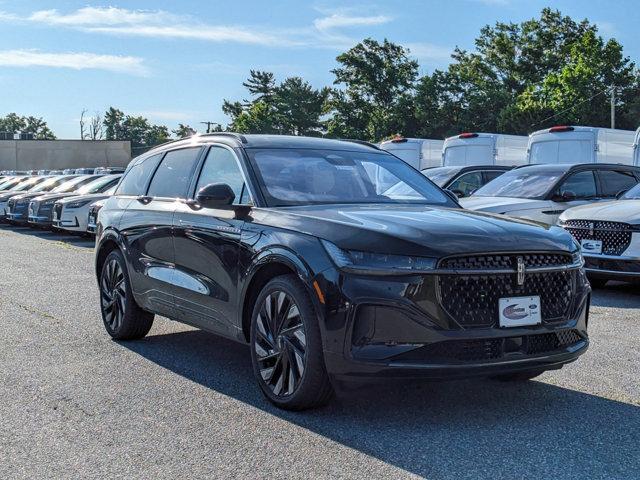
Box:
<box><xmin>0</xmin><ymin>172</ymin><xmax>121</xmax><ymax>235</ymax></box>
<box><xmin>0</xmin><ymin>166</ymin><xmax>125</xmax><ymax>177</ymax></box>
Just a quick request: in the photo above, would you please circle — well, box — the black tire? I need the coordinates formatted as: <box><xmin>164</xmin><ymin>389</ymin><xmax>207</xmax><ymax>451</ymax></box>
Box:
<box><xmin>491</xmin><ymin>369</ymin><xmax>546</xmax><ymax>382</ymax></box>
<box><xmin>587</xmin><ymin>276</ymin><xmax>608</xmax><ymax>289</ymax></box>
<box><xmin>250</xmin><ymin>274</ymin><xmax>334</xmax><ymax>410</ymax></box>
<box><xmin>99</xmin><ymin>249</ymin><xmax>154</xmax><ymax>340</ymax></box>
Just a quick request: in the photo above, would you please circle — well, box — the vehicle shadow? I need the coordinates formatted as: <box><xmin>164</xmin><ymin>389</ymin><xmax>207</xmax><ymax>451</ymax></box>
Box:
<box><xmin>0</xmin><ymin>224</ymin><xmax>94</xmax><ymax>249</ymax></box>
<box><xmin>591</xmin><ymin>281</ymin><xmax>640</xmax><ymax>309</ymax></box>
<box><xmin>123</xmin><ymin>329</ymin><xmax>640</xmax><ymax>480</ymax></box>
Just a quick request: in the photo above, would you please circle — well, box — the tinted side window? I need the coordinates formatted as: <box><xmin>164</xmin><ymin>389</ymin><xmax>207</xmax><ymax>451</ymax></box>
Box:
<box><xmin>598</xmin><ymin>170</ymin><xmax>638</xmax><ymax>197</ymax></box>
<box><xmin>558</xmin><ymin>170</ymin><xmax>597</xmax><ymax>198</ymax></box>
<box><xmin>195</xmin><ymin>146</ymin><xmax>249</xmax><ymax>204</ymax></box>
<box><xmin>484</xmin><ymin>170</ymin><xmax>505</xmax><ymax>183</ymax></box>
<box><xmin>116</xmin><ymin>154</ymin><xmax>162</xmax><ymax>196</ymax></box>
<box><xmin>147</xmin><ymin>148</ymin><xmax>201</xmax><ymax>199</ymax></box>
<box><xmin>448</xmin><ymin>171</ymin><xmax>483</xmax><ymax>196</ymax></box>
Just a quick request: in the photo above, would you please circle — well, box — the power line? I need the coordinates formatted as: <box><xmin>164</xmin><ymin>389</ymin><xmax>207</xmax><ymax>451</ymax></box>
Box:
<box><xmin>529</xmin><ymin>88</ymin><xmax>609</xmax><ymax>129</ymax></box>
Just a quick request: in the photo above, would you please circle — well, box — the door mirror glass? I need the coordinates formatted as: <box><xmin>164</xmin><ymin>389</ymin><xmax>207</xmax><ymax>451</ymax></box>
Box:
<box><xmin>555</xmin><ymin>190</ymin><xmax>576</xmax><ymax>202</ymax></box>
<box><xmin>195</xmin><ymin>183</ymin><xmax>235</xmax><ymax>207</ymax></box>
<box><xmin>443</xmin><ymin>189</ymin><xmax>461</xmax><ymax>204</ymax></box>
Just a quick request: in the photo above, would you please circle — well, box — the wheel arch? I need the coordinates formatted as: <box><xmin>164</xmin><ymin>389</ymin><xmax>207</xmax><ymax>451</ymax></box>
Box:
<box><xmin>95</xmin><ymin>229</ymin><xmax>124</xmax><ymax>283</ymax></box>
<box><xmin>240</xmin><ymin>248</ymin><xmax>320</xmax><ymax>343</ymax></box>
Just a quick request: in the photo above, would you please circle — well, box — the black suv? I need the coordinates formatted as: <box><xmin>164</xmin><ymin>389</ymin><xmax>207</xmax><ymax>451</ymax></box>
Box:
<box><xmin>94</xmin><ymin>134</ymin><xmax>590</xmax><ymax>410</ymax></box>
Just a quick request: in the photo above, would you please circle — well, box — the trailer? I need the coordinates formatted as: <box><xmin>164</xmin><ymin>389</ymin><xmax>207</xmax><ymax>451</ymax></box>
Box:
<box><xmin>442</xmin><ymin>133</ymin><xmax>528</xmax><ymax>167</ymax></box>
<box><xmin>528</xmin><ymin>126</ymin><xmax>636</xmax><ymax>165</ymax></box>
<box><xmin>379</xmin><ymin>137</ymin><xmax>445</xmax><ymax>170</ymax></box>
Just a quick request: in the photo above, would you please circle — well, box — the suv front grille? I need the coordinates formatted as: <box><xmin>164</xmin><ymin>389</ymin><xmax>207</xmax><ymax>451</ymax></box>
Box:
<box><xmin>437</xmin><ymin>253</ymin><xmax>575</xmax><ymax>328</ymax></box>
<box><xmin>564</xmin><ymin>220</ymin><xmax>632</xmax><ymax>256</ymax></box>
<box><xmin>395</xmin><ymin>330</ymin><xmax>584</xmax><ymax>363</ymax></box>
<box><xmin>439</xmin><ymin>253</ymin><xmax>572</xmax><ymax>271</ymax></box>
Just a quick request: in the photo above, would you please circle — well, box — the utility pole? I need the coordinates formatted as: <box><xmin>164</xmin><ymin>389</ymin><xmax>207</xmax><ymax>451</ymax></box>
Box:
<box><xmin>200</xmin><ymin>121</ymin><xmax>221</xmax><ymax>133</ymax></box>
<box><xmin>610</xmin><ymin>86</ymin><xmax>616</xmax><ymax>129</ymax></box>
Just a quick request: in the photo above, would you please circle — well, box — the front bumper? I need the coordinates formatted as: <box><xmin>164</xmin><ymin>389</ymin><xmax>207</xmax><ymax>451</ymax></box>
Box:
<box><xmin>316</xmin><ymin>265</ymin><xmax>590</xmax><ymax>382</ymax></box>
<box><xmin>584</xmin><ymin>254</ymin><xmax>640</xmax><ymax>280</ymax></box>
<box><xmin>52</xmin><ymin>211</ymin><xmax>82</xmax><ymax>231</ymax></box>
<box><xmin>6</xmin><ymin>205</ymin><xmax>29</xmax><ymax>224</ymax></box>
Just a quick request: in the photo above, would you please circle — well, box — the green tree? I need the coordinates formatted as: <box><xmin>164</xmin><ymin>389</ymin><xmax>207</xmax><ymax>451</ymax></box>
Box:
<box><xmin>0</xmin><ymin>113</ymin><xmax>55</xmax><ymax>139</ymax></box>
<box><xmin>326</xmin><ymin>38</ymin><xmax>419</xmax><ymax>141</ymax></box>
<box><xmin>103</xmin><ymin>107</ymin><xmax>126</xmax><ymax>140</ymax></box>
<box><xmin>507</xmin><ymin>30</ymin><xmax>639</xmax><ymax>130</ymax></box>
<box><xmin>173</xmin><ymin>124</ymin><xmax>197</xmax><ymax>138</ymax></box>
<box><xmin>224</xmin><ymin>73</ymin><xmax>328</xmax><ymax>135</ymax></box>
<box><xmin>276</xmin><ymin>77</ymin><xmax>329</xmax><ymax>136</ymax></box>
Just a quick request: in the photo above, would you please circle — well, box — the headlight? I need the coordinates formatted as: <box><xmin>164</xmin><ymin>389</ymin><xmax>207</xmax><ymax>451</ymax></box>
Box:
<box><xmin>321</xmin><ymin>240</ymin><xmax>436</xmax><ymax>275</ymax></box>
<box><xmin>571</xmin><ymin>245</ymin><xmax>584</xmax><ymax>266</ymax></box>
<box><xmin>66</xmin><ymin>199</ymin><xmax>92</xmax><ymax>209</ymax></box>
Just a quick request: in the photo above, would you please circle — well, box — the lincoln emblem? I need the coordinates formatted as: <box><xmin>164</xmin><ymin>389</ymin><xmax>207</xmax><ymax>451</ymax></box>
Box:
<box><xmin>517</xmin><ymin>256</ymin><xmax>525</xmax><ymax>286</ymax></box>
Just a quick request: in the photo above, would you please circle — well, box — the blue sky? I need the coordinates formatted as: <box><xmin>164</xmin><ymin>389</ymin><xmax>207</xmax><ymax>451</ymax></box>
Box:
<box><xmin>1</xmin><ymin>0</ymin><xmax>639</xmax><ymax>138</ymax></box>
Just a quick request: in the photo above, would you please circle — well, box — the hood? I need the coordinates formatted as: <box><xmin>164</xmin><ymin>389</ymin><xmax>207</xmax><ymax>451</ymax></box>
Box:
<box><xmin>0</xmin><ymin>191</ymin><xmax>27</xmax><ymax>202</ymax></box>
<box><xmin>254</xmin><ymin>204</ymin><xmax>575</xmax><ymax>258</ymax></box>
<box><xmin>31</xmin><ymin>192</ymin><xmax>78</xmax><ymax>203</ymax></box>
<box><xmin>560</xmin><ymin>200</ymin><xmax>640</xmax><ymax>225</ymax></box>
<box><xmin>460</xmin><ymin>196</ymin><xmax>551</xmax><ymax>214</ymax></box>
<box><xmin>9</xmin><ymin>192</ymin><xmax>47</xmax><ymax>203</ymax></box>
<box><xmin>57</xmin><ymin>193</ymin><xmax>110</xmax><ymax>205</ymax></box>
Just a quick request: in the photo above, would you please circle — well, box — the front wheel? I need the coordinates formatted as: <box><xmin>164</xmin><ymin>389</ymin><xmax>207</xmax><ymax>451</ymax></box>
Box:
<box><xmin>250</xmin><ymin>274</ymin><xmax>333</xmax><ymax>410</ymax></box>
<box><xmin>99</xmin><ymin>250</ymin><xmax>154</xmax><ymax>340</ymax></box>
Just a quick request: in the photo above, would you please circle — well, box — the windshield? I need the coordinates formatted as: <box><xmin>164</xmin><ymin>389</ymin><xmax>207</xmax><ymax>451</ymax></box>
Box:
<box><xmin>75</xmin><ymin>175</ymin><xmax>120</xmax><ymax>195</ymax></box>
<box><xmin>622</xmin><ymin>183</ymin><xmax>640</xmax><ymax>199</ymax></box>
<box><xmin>52</xmin><ymin>175</ymin><xmax>100</xmax><ymax>193</ymax></box>
<box><xmin>1</xmin><ymin>178</ymin><xmax>27</xmax><ymax>191</ymax></box>
<box><xmin>473</xmin><ymin>167</ymin><xmax>566</xmax><ymax>199</ymax></box>
<box><xmin>31</xmin><ymin>176</ymin><xmax>72</xmax><ymax>192</ymax></box>
<box><xmin>247</xmin><ymin>148</ymin><xmax>453</xmax><ymax>207</ymax></box>
<box><xmin>423</xmin><ymin>167</ymin><xmax>462</xmax><ymax>187</ymax></box>
<box><xmin>11</xmin><ymin>177</ymin><xmax>44</xmax><ymax>191</ymax></box>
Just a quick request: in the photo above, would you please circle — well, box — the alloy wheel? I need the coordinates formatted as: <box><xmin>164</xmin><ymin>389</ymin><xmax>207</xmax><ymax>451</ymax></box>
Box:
<box><xmin>100</xmin><ymin>258</ymin><xmax>126</xmax><ymax>332</ymax></box>
<box><xmin>254</xmin><ymin>290</ymin><xmax>307</xmax><ymax>397</ymax></box>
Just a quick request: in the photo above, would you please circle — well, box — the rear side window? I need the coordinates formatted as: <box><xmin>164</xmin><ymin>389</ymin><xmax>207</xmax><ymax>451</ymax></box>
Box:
<box><xmin>147</xmin><ymin>148</ymin><xmax>201</xmax><ymax>199</ymax></box>
<box><xmin>558</xmin><ymin>170</ymin><xmax>597</xmax><ymax>198</ymax></box>
<box><xmin>484</xmin><ymin>170</ymin><xmax>505</xmax><ymax>183</ymax></box>
<box><xmin>598</xmin><ymin>170</ymin><xmax>638</xmax><ymax>197</ymax></box>
<box><xmin>116</xmin><ymin>154</ymin><xmax>162</xmax><ymax>196</ymax></box>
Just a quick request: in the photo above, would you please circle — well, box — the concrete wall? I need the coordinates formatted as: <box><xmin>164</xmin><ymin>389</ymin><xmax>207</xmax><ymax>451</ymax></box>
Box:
<box><xmin>0</xmin><ymin>140</ymin><xmax>132</xmax><ymax>171</ymax></box>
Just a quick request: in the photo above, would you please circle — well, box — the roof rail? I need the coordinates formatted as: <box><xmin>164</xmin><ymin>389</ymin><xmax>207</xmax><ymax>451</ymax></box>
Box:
<box><xmin>342</xmin><ymin>139</ymin><xmax>380</xmax><ymax>150</ymax></box>
<box><xmin>197</xmin><ymin>132</ymin><xmax>248</xmax><ymax>143</ymax></box>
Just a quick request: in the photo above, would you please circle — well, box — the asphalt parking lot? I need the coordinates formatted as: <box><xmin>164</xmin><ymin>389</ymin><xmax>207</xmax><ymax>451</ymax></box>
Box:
<box><xmin>0</xmin><ymin>225</ymin><xmax>639</xmax><ymax>480</ymax></box>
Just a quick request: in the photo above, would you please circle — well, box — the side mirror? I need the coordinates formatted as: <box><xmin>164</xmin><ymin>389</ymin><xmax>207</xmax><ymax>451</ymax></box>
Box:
<box><xmin>616</xmin><ymin>189</ymin><xmax>629</xmax><ymax>199</ymax></box>
<box><xmin>443</xmin><ymin>189</ymin><xmax>461</xmax><ymax>204</ymax></box>
<box><xmin>451</xmin><ymin>189</ymin><xmax>465</xmax><ymax>198</ymax></box>
<box><xmin>195</xmin><ymin>183</ymin><xmax>235</xmax><ymax>208</ymax></box>
<box><xmin>554</xmin><ymin>190</ymin><xmax>576</xmax><ymax>202</ymax></box>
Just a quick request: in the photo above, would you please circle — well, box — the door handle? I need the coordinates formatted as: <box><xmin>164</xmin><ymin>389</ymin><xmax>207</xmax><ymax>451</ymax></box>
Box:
<box><xmin>136</xmin><ymin>195</ymin><xmax>152</xmax><ymax>204</ymax></box>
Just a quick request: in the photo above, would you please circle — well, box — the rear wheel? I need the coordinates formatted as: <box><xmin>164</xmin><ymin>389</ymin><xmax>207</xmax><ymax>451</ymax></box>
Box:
<box><xmin>99</xmin><ymin>250</ymin><xmax>154</xmax><ymax>340</ymax></box>
<box><xmin>491</xmin><ymin>369</ymin><xmax>546</xmax><ymax>382</ymax></box>
<box><xmin>250</xmin><ymin>274</ymin><xmax>333</xmax><ymax>410</ymax></box>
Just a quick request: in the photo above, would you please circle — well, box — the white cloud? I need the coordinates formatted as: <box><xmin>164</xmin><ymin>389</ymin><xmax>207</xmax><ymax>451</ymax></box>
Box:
<box><xmin>405</xmin><ymin>42</ymin><xmax>453</xmax><ymax>63</ymax></box>
<box><xmin>24</xmin><ymin>6</ymin><xmax>298</xmax><ymax>46</ymax></box>
<box><xmin>314</xmin><ymin>13</ymin><xmax>392</xmax><ymax>31</ymax></box>
<box><xmin>595</xmin><ymin>20</ymin><xmax>618</xmax><ymax>38</ymax></box>
<box><xmin>0</xmin><ymin>49</ymin><xmax>148</xmax><ymax>75</ymax></box>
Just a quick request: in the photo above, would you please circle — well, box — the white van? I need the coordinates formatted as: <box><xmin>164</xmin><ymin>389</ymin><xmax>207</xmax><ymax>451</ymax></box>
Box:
<box><xmin>528</xmin><ymin>126</ymin><xmax>636</xmax><ymax>165</ymax></box>
<box><xmin>379</xmin><ymin>137</ymin><xmax>444</xmax><ymax>169</ymax></box>
<box><xmin>442</xmin><ymin>133</ymin><xmax>528</xmax><ymax>167</ymax></box>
